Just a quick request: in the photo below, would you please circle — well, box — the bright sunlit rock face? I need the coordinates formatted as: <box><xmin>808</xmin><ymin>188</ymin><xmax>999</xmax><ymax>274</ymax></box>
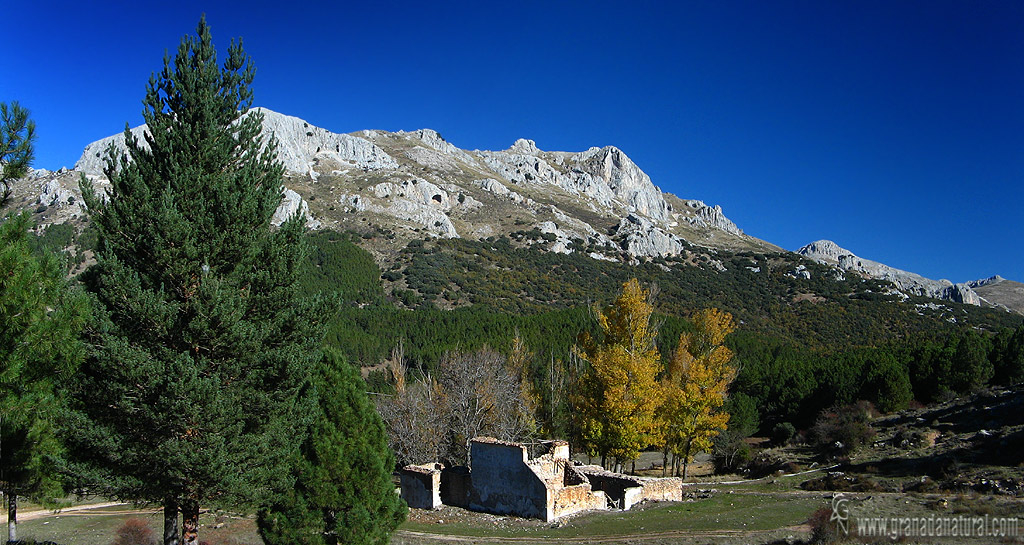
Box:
<box><xmin>73</xmin><ymin>107</ymin><xmax>756</xmax><ymax>256</ymax></box>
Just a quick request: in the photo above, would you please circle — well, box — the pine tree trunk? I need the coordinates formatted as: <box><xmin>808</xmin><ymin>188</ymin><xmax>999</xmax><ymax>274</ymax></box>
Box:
<box><xmin>7</xmin><ymin>493</ymin><xmax>16</xmax><ymax>542</ymax></box>
<box><xmin>164</xmin><ymin>498</ymin><xmax>180</xmax><ymax>545</ymax></box>
<box><xmin>182</xmin><ymin>499</ymin><xmax>199</xmax><ymax>545</ymax></box>
<box><xmin>601</xmin><ymin>453</ymin><xmax>606</xmax><ymax>470</ymax></box>
<box><xmin>662</xmin><ymin>446</ymin><xmax>669</xmax><ymax>477</ymax></box>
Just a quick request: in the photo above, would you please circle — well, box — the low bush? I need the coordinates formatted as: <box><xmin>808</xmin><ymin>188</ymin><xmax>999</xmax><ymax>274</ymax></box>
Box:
<box><xmin>112</xmin><ymin>518</ymin><xmax>157</xmax><ymax>545</ymax></box>
<box><xmin>806</xmin><ymin>506</ymin><xmax>846</xmax><ymax>544</ymax></box>
<box><xmin>809</xmin><ymin>401</ymin><xmax>876</xmax><ymax>456</ymax></box>
<box><xmin>801</xmin><ymin>472</ymin><xmax>883</xmax><ymax>492</ymax></box>
<box><xmin>771</xmin><ymin>422</ymin><xmax>797</xmax><ymax>446</ymax></box>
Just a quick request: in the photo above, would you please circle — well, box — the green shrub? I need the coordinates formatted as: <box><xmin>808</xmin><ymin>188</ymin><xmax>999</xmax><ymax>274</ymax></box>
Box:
<box><xmin>810</xmin><ymin>401</ymin><xmax>876</xmax><ymax>456</ymax></box>
<box><xmin>771</xmin><ymin>422</ymin><xmax>797</xmax><ymax>446</ymax></box>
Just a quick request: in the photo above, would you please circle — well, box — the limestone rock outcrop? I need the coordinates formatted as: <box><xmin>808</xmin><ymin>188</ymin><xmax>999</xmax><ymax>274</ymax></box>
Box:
<box><xmin>272</xmin><ymin>189</ymin><xmax>321</xmax><ymax>229</ymax></box>
<box><xmin>614</xmin><ymin>214</ymin><xmax>686</xmax><ymax>258</ymax></box>
<box><xmin>12</xmin><ymin>105</ymin><xmax>1011</xmax><ymax>311</ymax></box>
<box><xmin>686</xmin><ymin>201</ymin><xmax>742</xmax><ymax>236</ymax></box>
<box><xmin>369</xmin><ymin>198</ymin><xmax>458</xmax><ymax>238</ymax></box>
<box><xmin>75</xmin><ymin>108</ymin><xmax>398</xmax><ymax>176</ymax></box>
<box><xmin>797</xmin><ymin>240</ymin><xmax>982</xmax><ymax>306</ymax></box>
<box><xmin>74</xmin><ymin>108</ymin><xmax>758</xmax><ymax>261</ymax></box>
<box><xmin>967</xmin><ymin>275</ymin><xmax>1004</xmax><ymax>289</ymax></box>
<box><xmin>477</xmin><ymin>142</ymin><xmax>670</xmax><ymax>223</ymax></box>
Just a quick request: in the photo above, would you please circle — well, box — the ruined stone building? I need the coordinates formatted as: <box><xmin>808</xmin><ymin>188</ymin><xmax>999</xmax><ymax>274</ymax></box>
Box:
<box><xmin>399</xmin><ymin>437</ymin><xmax>684</xmax><ymax>521</ymax></box>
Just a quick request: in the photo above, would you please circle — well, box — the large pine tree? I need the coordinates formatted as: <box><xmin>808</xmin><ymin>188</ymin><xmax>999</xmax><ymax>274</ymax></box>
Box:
<box><xmin>66</xmin><ymin>17</ymin><xmax>328</xmax><ymax>545</ymax></box>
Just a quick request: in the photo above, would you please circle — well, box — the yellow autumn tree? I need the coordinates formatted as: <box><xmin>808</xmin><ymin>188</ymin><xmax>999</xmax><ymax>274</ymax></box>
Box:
<box><xmin>658</xmin><ymin>308</ymin><xmax>738</xmax><ymax>478</ymax></box>
<box><xmin>573</xmin><ymin>278</ymin><xmax>663</xmax><ymax>470</ymax></box>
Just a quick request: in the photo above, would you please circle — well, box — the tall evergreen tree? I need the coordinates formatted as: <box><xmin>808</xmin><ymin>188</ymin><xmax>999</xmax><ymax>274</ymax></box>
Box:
<box><xmin>257</xmin><ymin>350</ymin><xmax>407</xmax><ymax>545</ymax></box>
<box><xmin>65</xmin><ymin>17</ymin><xmax>328</xmax><ymax>545</ymax></box>
<box><xmin>0</xmin><ymin>212</ymin><xmax>88</xmax><ymax>541</ymax></box>
<box><xmin>0</xmin><ymin>101</ymin><xmax>36</xmax><ymax>206</ymax></box>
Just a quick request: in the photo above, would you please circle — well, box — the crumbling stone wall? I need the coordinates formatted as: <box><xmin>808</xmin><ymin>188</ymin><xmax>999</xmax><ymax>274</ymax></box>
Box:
<box><xmin>577</xmin><ymin>466</ymin><xmax>643</xmax><ymax>509</ymax></box>
<box><xmin>467</xmin><ymin>438</ymin><xmax>548</xmax><ymax>519</ymax></box>
<box><xmin>551</xmin><ymin>481</ymin><xmax>606</xmax><ymax>518</ymax></box>
<box><xmin>399</xmin><ymin>437</ymin><xmax>686</xmax><ymax>520</ymax></box>
<box><xmin>536</xmin><ymin>447</ymin><xmax>606</xmax><ymax>519</ymax></box>
<box><xmin>399</xmin><ymin>463</ymin><xmax>443</xmax><ymax>509</ymax></box>
<box><xmin>635</xmin><ymin>475</ymin><xmax>683</xmax><ymax>503</ymax></box>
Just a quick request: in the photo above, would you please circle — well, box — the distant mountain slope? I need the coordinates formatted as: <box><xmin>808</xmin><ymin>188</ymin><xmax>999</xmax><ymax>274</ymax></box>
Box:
<box><xmin>796</xmin><ymin>240</ymin><xmax>981</xmax><ymax>305</ymax></box>
<box><xmin>3</xmin><ymin>107</ymin><xmax>1017</xmax><ymax>315</ymax></box>
<box><xmin>968</xmin><ymin>276</ymin><xmax>1024</xmax><ymax>314</ymax></box>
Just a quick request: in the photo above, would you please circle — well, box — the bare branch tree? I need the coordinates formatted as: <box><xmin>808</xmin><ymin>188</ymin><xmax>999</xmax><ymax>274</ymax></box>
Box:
<box><xmin>377</xmin><ymin>347</ymin><xmax>536</xmax><ymax>467</ymax></box>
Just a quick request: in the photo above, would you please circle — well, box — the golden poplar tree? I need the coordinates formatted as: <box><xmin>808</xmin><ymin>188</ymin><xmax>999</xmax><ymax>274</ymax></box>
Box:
<box><xmin>658</xmin><ymin>308</ymin><xmax>738</xmax><ymax>478</ymax></box>
<box><xmin>573</xmin><ymin>278</ymin><xmax>663</xmax><ymax>469</ymax></box>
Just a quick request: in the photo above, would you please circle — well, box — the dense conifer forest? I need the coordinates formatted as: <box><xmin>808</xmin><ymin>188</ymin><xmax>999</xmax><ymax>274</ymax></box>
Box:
<box><xmin>288</xmin><ymin>229</ymin><xmax>1024</xmax><ymax>440</ymax></box>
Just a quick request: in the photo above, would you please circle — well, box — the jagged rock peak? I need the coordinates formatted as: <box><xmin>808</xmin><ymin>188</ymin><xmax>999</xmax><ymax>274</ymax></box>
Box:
<box><xmin>510</xmin><ymin>138</ymin><xmax>540</xmax><ymax>155</ymax></box>
<box><xmin>797</xmin><ymin>240</ymin><xmax>852</xmax><ymax>264</ymax></box>
<box><xmin>571</xmin><ymin>145</ymin><xmax>670</xmax><ymax>222</ymax></box>
<box><xmin>70</xmin><ymin>107</ymin><xmax>753</xmax><ymax>253</ymax></box>
<box><xmin>397</xmin><ymin>129</ymin><xmax>459</xmax><ymax>155</ymax></box>
<box><xmin>967</xmin><ymin>275</ymin><xmax>1004</xmax><ymax>288</ymax></box>
<box><xmin>690</xmin><ymin>202</ymin><xmax>742</xmax><ymax>236</ymax></box>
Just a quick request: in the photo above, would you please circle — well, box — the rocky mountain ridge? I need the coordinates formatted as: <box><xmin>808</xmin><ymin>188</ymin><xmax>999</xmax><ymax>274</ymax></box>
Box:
<box><xmin>72</xmin><ymin>108</ymin><xmax>767</xmax><ymax>258</ymax></box>
<box><xmin>796</xmin><ymin>239</ymin><xmax>1003</xmax><ymax>308</ymax></box>
<box><xmin>5</xmin><ymin>107</ymin><xmax>1017</xmax><ymax>313</ymax></box>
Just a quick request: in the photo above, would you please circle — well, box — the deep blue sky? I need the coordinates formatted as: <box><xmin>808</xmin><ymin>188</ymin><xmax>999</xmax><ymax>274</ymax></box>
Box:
<box><xmin>4</xmin><ymin>1</ymin><xmax>1022</xmax><ymax>282</ymax></box>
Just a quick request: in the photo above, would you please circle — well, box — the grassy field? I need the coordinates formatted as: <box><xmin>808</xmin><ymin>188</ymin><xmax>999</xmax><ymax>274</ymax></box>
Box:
<box><xmin>12</xmin><ymin>506</ymin><xmax>262</xmax><ymax>545</ymax></box>
<box><xmin>10</xmin><ymin>454</ymin><xmax>1020</xmax><ymax>545</ymax></box>
<box><xmin>9</xmin><ymin>490</ymin><xmax>821</xmax><ymax>545</ymax></box>
<box><xmin>396</xmin><ymin>492</ymin><xmax>824</xmax><ymax>542</ymax></box>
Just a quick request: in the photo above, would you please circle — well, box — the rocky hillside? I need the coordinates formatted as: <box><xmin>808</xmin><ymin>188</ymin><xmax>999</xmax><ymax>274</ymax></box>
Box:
<box><xmin>797</xmin><ymin>240</ymin><xmax>981</xmax><ymax>304</ymax></box>
<box><xmin>71</xmin><ymin>108</ymin><xmax>775</xmax><ymax>258</ymax></box>
<box><xmin>797</xmin><ymin>240</ymin><xmax>1022</xmax><ymax>313</ymax></box>
<box><xmin>5</xmin><ymin>107</ymin><xmax>1019</xmax><ymax>314</ymax></box>
<box><xmin>968</xmin><ymin>276</ymin><xmax>1024</xmax><ymax>314</ymax></box>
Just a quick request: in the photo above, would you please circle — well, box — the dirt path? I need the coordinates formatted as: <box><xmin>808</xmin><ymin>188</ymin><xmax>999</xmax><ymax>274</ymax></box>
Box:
<box><xmin>394</xmin><ymin>525</ymin><xmax>810</xmax><ymax>543</ymax></box>
<box><xmin>0</xmin><ymin>502</ymin><xmax>159</xmax><ymax>523</ymax></box>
